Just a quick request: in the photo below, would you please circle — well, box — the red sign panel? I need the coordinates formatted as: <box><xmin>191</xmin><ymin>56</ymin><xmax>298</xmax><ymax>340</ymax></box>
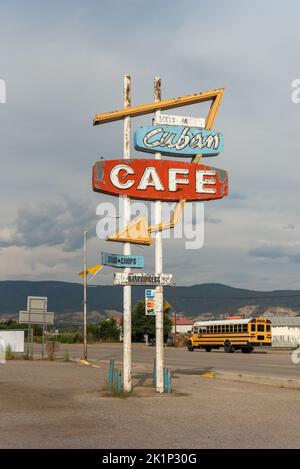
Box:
<box><xmin>92</xmin><ymin>159</ymin><xmax>228</xmax><ymax>202</ymax></box>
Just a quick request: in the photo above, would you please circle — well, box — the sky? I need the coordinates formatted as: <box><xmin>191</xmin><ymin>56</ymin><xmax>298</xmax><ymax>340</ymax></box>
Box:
<box><xmin>0</xmin><ymin>0</ymin><xmax>300</xmax><ymax>290</ymax></box>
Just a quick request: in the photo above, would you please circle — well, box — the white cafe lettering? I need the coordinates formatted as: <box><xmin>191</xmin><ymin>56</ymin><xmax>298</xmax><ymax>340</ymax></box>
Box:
<box><xmin>109</xmin><ymin>164</ymin><xmax>216</xmax><ymax>193</ymax></box>
<box><xmin>143</xmin><ymin>127</ymin><xmax>220</xmax><ymax>151</ymax></box>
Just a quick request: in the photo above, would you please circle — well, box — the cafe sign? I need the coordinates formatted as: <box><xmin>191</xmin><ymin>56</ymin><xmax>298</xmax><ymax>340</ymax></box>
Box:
<box><xmin>134</xmin><ymin>125</ymin><xmax>223</xmax><ymax>157</ymax></box>
<box><xmin>92</xmin><ymin>159</ymin><xmax>228</xmax><ymax>202</ymax></box>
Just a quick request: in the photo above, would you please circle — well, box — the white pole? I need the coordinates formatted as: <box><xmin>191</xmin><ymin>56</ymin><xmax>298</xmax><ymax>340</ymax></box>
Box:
<box><xmin>123</xmin><ymin>74</ymin><xmax>132</xmax><ymax>392</ymax></box>
<box><xmin>83</xmin><ymin>228</ymin><xmax>87</xmax><ymax>360</ymax></box>
<box><xmin>154</xmin><ymin>76</ymin><xmax>164</xmax><ymax>393</ymax></box>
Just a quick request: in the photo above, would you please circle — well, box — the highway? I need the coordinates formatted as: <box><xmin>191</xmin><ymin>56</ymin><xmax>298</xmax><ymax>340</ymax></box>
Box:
<box><xmin>35</xmin><ymin>342</ymin><xmax>300</xmax><ymax>380</ymax></box>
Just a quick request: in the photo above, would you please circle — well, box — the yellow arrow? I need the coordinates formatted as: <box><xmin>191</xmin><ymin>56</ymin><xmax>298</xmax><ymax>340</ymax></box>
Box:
<box><xmin>107</xmin><ymin>216</ymin><xmax>152</xmax><ymax>245</ymax></box>
<box><xmin>78</xmin><ymin>264</ymin><xmax>103</xmax><ymax>277</ymax></box>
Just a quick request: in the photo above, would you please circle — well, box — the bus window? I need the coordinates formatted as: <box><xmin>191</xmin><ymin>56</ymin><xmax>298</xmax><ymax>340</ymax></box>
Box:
<box><xmin>266</xmin><ymin>324</ymin><xmax>271</xmax><ymax>332</ymax></box>
<box><xmin>251</xmin><ymin>324</ymin><xmax>256</xmax><ymax>332</ymax></box>
<box><xmin>233</xmin><ymin>325</ymin><xmax>238</xmax><ymax>332</ymax></box>
<box><xmin>243</xmin><ymin>324</ymin><xmax>247</xmax><ymax>332</ymax></box>
<box><xmin>226</xmin><ymin>325</ymin><xmax>230</xmax><ymax>333</ymax></box>
<box><xmin>217</xmin><ymin>325</ymin><xmax>221</xmax><ymax>333</ymax></box>
<box><xmin>229</xmin><ymin>325</ymin><xmax>234</xmax><ymax>333</ymax></box>
<box><xmin>257</xmin><ymin>324</ymin><xmax>264</xmax><ymax>332</ymax></box>
<box><xmin>222</xmin><ymin>325</ymin><xmax>226</xmax><ymax>333</ymax></box>
<box><xmin>238</xmin><ymin>325</ymin><xmax>242</xmax><ymax>333</ymax></box>
<box><xmin>194</xmin><ymin>327</ymin><xmax>198</xmax><ymax>334</ymax></box>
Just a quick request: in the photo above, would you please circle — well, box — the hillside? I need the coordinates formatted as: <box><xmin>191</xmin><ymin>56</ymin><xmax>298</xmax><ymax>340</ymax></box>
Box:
<box><xmin>0</xmin><ymin>281</ymin><xmax>300</xmax><ymax>323</ymax></box>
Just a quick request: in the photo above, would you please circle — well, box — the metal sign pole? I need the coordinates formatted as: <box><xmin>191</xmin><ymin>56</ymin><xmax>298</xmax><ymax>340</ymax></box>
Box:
<box><xmin>123</xmin><ymin>74</ymin><xmax>132</xmax><ymax>392</ymax></box>
<box><xmin>174</xmin><ymin>283</ymin><xmax>177</xmax><ymax>347</ymax></box>
<box><xmin>42</xmin><ymin>307</ymin><xmax>45</xmax><ymax>359</ymax></box>
<box><xmin>154</xmin><ymin>76</ymin><xmax>164</xmax><ymax>393</ymax></box>
<box><xmin>83</xmin><ymin>228</ymin><xmax>88</xmax><ymax>360</ymax></box>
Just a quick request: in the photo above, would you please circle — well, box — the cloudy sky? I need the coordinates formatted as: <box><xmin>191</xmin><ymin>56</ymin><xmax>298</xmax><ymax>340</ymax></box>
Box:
<box><xmin>0</xmin><ymin>0</ymin><xmax>300</xmax><ymax>290</ymax></box>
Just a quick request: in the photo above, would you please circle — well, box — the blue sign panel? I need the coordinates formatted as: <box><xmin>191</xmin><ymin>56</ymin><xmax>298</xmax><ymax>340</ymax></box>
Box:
<box><xmin>145</xmin><ymin>289</ymin><xmax>156</xmax><ymax>315</ymax></box>
<box><xmin>101</xmin><ymin>252</ymin><xmax>144</xmax><ymax>269</ymax></box>
<box><xmin>134</xmin><ymin>125</ymin><xmax>223</xmax><ymax>157</ymax></box>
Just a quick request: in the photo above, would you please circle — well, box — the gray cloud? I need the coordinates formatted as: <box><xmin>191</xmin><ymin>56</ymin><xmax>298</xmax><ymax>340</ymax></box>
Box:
<box><xmin>0</xmin><ymin>196</ymin><xmax>97</xmax><ymax>252</ymax></box>
<box><xmin>249</xmin><ymin>246</ymin><xmax>300</xmax><ymax>264</ymax></box>
<box><xmin>1</xmin><ymin>1</ymin><xmax>300</xmax><ymax>288</ymax></box>
<box><xmin>205</xmin><ymin>214</ymin><xmax>223</xmax><ymax>224</ymax></box>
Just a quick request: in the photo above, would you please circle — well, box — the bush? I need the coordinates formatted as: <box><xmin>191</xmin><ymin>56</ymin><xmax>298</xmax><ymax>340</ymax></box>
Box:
<box><xmin>5</xmin><ymin>344</ymin><xmax>14</xmax><ymax>360</ymax></box>
<box><xmin>99</xmin><ymin>318</ymin><xmax>119</xmax><ymax>342</ymax></box>
<box><xmin>132</xmin><ymin>300</ymin><xmax>172</xmax><ymax>342</ymax></box>
<box><xmin>47</xmin><ymin>333</ymin><xmax>83</xmax><ymax>344</ymax></box>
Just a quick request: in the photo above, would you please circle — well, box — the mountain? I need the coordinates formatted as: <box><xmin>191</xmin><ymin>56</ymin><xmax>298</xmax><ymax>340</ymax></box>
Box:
<box><xmin>0</xmin><ymin>281</ymin><xmax>300</xmax><ymax>323</ymax></box>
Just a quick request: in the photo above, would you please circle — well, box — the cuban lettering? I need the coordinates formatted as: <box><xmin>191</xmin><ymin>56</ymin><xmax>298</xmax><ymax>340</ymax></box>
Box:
<box><xmin>143</xmin><ymin>127</ymin><xmax>220</xmax><ymax>151</ymax></box>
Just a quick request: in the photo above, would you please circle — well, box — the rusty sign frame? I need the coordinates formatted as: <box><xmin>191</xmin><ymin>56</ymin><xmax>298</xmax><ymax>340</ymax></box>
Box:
<box><xmin>93</xmin><ymin>88</ymin><xmax>224</xmax><ymax>130</ymax></box>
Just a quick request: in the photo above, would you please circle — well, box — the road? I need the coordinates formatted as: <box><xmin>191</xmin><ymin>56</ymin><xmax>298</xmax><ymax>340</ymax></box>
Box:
<box><xmin>36</xmin><ymin>342</ymin><xmax>300</xmax><ymax>380</ymax></box>
<box><xmin>1</xmin><ymin>359</ymin><xmax>300</xmax><ymax>449</ymax></box>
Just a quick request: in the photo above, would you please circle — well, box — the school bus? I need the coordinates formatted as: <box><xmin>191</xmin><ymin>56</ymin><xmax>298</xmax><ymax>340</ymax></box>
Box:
<box><xmin>187</xmin><ymin>317</ymin><xmax>272</xmax><ymax>353</ymax></box>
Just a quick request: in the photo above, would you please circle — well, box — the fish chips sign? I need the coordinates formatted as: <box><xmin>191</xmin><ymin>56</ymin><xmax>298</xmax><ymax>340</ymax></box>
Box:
<box><xmin>92</xmin><ymin>159</ymin><xmax>228</xmax><ymax>202</ymax></box>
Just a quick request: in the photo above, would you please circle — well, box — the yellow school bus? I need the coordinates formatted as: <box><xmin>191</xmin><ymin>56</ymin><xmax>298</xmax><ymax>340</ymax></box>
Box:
<box><xmin>187</xmin><ymin>317</ymin><xmax>272</xmax><ymax>353</ymax></box>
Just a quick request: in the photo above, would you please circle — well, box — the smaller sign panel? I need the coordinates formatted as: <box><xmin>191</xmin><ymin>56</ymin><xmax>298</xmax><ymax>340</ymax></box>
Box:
<box><xmin>19</xmin><ymin>311</ymin><xmax>54</xmax><ymax>325</ymax></box>
<box><xmin>145</xmin><ymin>289</ymin><xmax>156</xmax><ymax>316</ymax></box>
<box><xmin>134</xmin><ymin>126</ymin><xmax>223</xmax><ymax>157</ymax></box>
<box><xmin>154</xmin><ymin>114</ymin><xmax>205</xmax><ymax>128</ymax></box>
<box><xmin>113</xmin><ymin>273</ymin><xmax>174</xmax><ymax>286</ymax></box>
<box><xmin>27</xmin><ymin>296</ymin><xmax>47</xmax><ymax>312</ymax></box>
<box><xmin>102</xmin><ymin>252</ymin><xmax>144</xmax><ymax>268</ymax></box>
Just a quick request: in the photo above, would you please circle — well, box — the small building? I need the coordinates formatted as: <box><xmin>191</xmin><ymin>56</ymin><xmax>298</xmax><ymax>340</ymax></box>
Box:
<box><xmin>268</xmin><ymin>316</ymin><xmax>300</xmax><ymax>347</ymax></box>
<box><xmin>171</xmin><ymin>315</ymin><xmax>193</xmax><ymax>334</ymax></box>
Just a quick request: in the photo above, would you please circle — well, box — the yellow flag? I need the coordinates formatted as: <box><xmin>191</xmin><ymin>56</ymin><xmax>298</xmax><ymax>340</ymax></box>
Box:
<box><xmin>78</xmin><ymin>264</ymin><xmax>103</xmax><ymax>277</ymax></box>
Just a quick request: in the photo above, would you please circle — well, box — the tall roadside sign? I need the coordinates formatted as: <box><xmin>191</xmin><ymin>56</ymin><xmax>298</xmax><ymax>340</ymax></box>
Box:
<box><xmin>92</xmin><ymin>78</ymin><xmax>227</xmax><ymax>393</ymax></box>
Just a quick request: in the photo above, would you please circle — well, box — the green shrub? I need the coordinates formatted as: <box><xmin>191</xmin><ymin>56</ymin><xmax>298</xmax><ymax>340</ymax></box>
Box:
<box><xmin>5</xmin><ymin>344</ymin><xmax>14</xmax><ymax>360</ymax></box>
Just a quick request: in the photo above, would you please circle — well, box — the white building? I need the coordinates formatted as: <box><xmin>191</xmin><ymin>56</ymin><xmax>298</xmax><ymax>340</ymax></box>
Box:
<box><xmin>268</xmin><ymin>317</ymin><xmax>300</xmax><ymax>347</ymax></box>
<box><xmin>0</xmin><ymin>330</ymin><xmax>25</xmax><ymax>353</ymax></box>
<box><xmin>171</xmin><ymin>315</ymin><xmax>194</xmax><ymax>334</ymax></box>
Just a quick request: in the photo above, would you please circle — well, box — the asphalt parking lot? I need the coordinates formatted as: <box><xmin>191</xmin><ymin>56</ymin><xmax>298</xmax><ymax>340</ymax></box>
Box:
<box><xmin>34</xmin><ymin>342</ymin><xmax>300</xmax><ymax>379</ymax></box>
<box><xmin>1</xmin><ymin>345</ymin><xmax>300</xmax><ymax>449</ymax></box>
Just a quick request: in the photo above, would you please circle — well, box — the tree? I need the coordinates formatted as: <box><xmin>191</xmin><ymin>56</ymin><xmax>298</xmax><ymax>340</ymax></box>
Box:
<box><xmin>131</xmin><ymin>300</ymin><xmax>172</xmax><ymax>342</ymax></box>
<box><xmin>99</xmin><ymin>317</ymin><xmax>119</xmax><ymax>341</ymax></box>
<box><xmin>87</xmin><ymin>324</ymin><xmax>100</xmax><ymax>341</ymax></box>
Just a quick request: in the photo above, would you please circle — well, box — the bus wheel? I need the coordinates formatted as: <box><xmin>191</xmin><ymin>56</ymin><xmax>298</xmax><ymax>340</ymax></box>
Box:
<box><xmin>205</xmin><ymin>346</ymin><xmax>212</xmax><ymax>352</ymax></box>
<box><xmin>224</xmin><ymin>341</ymin><xmax>234</xmax><ymax>353</ymax></box>
<box><xmin>187</xmin><ymin>341</ymin><xmax>194</xmax><ymax>352</ymax></box>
